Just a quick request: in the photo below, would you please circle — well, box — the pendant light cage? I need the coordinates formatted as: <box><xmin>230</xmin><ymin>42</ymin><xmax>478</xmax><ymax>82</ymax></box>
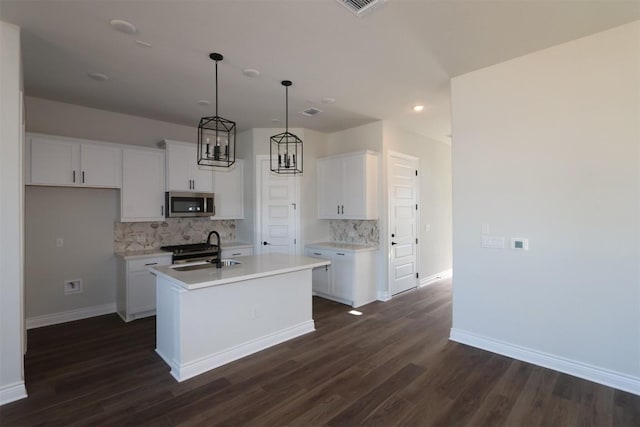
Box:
<box><xmin>198</xmin><ymin>53</ymin><xmax>236</xmax><ymax>168</ymax></box>
<box><xmin>270</xmin><ymin>80</ymin><xmax>303</xmax><ymax>174</ymax></box>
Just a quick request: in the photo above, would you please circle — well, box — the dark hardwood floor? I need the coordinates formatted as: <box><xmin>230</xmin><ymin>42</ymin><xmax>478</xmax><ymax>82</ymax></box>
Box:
<box><xmin>2</xmin><ymin>279</ymin><xmax>638</xmax><ymax>426</ymax></box>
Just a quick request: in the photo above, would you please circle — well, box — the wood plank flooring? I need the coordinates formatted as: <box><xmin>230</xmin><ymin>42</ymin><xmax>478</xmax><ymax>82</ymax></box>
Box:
<box><xmin>2</xmin><ymin>279</ymin><xmax>638</xmax><ymax>426</ymax></box>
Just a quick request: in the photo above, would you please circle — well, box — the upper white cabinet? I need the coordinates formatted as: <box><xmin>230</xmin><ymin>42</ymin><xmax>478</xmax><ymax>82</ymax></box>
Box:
<box><xmin>121</xmin><ymin>147</ymin><xmax>165</xmax><ymax>222</ymax></box>
<box><xmin>212</xmin><ymin>159</ymin><xmax>244</xmax><ymax>219</ymax></box>
<box><xmin>26</xmin><ymin>134</ymin><xmax>121</xmax><ymax>188</ymax></box>
<box><xmin>161</xmin><ymin>140</ymin><xmax>213</xmax><ymax>193</ymax></box>
<box><xmin>317</xmin><ymin>151</ymin><xmax>379</xmax><ymax>219</ymax></box>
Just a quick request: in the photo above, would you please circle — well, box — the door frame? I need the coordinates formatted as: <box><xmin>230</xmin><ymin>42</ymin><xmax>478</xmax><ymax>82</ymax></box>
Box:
<box><xmin>387</xmin><ymin>150</ymin><xmax>420</xmax><ymax>296</ymax></box>
<box><xmin>254</xmin><ymin>154</ymin><xmax>301</xmax><ymax>255</ymax></box>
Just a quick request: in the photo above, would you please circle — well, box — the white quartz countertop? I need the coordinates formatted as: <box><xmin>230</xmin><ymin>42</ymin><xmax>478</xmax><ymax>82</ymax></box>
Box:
<box><xmin>305</xmin><ymin>242</ymin><xmax>379</xmax><ymax>253</ymax></box>
<box><xmin>116</xmin><ymin>242</ymin><xmax>253</xmax><ymax>260</ymax></box>
<box><xmin>150</xmin><ymin>253</ymin><xmax>330</xmax><ymax>290</ymax></box>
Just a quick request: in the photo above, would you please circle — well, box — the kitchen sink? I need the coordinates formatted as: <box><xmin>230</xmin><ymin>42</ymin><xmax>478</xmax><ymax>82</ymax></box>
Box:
<box><xmin>171</xmin><ymin>259</ymin><xmax>241</xmax><ymax>271</ymax></box>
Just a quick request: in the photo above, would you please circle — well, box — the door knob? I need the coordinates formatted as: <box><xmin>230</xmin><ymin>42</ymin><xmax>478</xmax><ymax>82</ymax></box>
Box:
<box><xmin>263</xmin><ymin>241</ymin><xmax>270</xmax><ymax>245</ymax></box>
<box><xmin>391</xmin><ymin>242</ymin><xmax>397</xmax><ymax>245</ymax></box>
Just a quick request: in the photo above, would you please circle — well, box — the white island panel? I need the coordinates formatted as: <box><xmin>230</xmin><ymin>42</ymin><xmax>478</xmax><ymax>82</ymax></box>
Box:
<box><xmin>154</xmin><ymin>255</ymin><xmax>324</xmax><ymax>382</ymax></box>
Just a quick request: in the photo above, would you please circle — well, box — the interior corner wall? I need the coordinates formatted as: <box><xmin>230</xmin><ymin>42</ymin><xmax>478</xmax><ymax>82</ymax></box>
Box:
<box><xmin>450</xmin><ymin>21</ymin><xmax>640</xmax><ymax>391</ymax></box>
<box><xmin>24</xmin><ymin>96</ymin><xmax>197</xmax><ymax>148</ymax></box>
<box><xmin>382</xmin><ymin>124</ymin><xmax>453</xmax><ymax>280</ymax></box>
<box><xmin>0</xmin><ymin>20</ymin><xmax>27</xmax><ymax>405</ymax></box>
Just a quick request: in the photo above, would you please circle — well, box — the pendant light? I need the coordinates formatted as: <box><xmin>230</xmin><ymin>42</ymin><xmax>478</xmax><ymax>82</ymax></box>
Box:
<box><xmin>270</xmin><ymin>80</ymin><xmax>303</xmax><ymax>174</ymax></box>
<box><xmin>197</xmin><ymin>53</ymin><xmax>236</xmax><ymax>168</ymax></box>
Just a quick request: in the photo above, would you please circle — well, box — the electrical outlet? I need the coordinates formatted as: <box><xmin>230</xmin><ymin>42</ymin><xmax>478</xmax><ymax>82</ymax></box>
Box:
<box><xmin>64</xmin><ymin>279</ymin><xmax>83</xmax><ymax>295</ymax></box>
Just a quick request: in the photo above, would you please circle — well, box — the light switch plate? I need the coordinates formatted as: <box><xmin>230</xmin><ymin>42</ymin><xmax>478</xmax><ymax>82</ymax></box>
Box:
<box><xmin>482</xmin><ymin>235</ymin><xmax>505</xmax><ymax>249</ymax></box>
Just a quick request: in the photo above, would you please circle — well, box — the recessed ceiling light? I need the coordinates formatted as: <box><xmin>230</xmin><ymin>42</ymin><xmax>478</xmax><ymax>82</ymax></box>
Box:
<box><xmin>87</xmin><ymin>72</ymin><xmax>109</xmax><ymax>82</ymax></box>
<box><xmin>242</xmin><ymin>68</ymin><xmax>260</xmax><ymax>78</ymax></box>
<box><xmin>197</xmin><ymin>100</ymin><xmax>211</xmax><ymax>106</ymax></box>
<box><xmin>413</xmin><ymin>105</ymin><xmax>425</xmax><ymax>112</ymax></box>
<box><xmin>135</xmin><ymin>40</ymin><xmax>152</xmax><ymax>48</ymax></box>
<box><xmin>110</xmin><ymin>19</ymin><xmax>137</xmax><ymax>34</ymax></box>
<box><xmin>321</xmin><ymin>97</ymin><xmax>336</xmax><ymax>104</ymax></box>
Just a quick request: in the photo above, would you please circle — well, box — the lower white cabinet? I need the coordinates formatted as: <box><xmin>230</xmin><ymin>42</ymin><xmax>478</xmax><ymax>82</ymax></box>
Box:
<box><xmin>221</xmin><ymin>246</ymin><xmax>253</xmax><ymax>258</ymax></box>
<box><xmin>117</xmin><ymin>254</ymin><xmax>172</xmax><ymax>322</ymax></box>
<box><xmin>305</xmin><ymin>246</ymin><xmax>377</xmax><ymax>307</ymax></box>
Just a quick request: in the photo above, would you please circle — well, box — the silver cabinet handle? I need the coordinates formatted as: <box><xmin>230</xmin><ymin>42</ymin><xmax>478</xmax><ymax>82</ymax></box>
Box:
<box><xmin>82</xmin><ymin>171</ymin><xmax>85</xmax><ymax>184</ymax></box>
<box><xmin>72</xmin><ymin>170</ymin><xmax>76</xmax><ymax>183</ymax></box>
<box><xmin>145</xmin><ymin>262</ymin><xmax>158</xmax><ymax>266</ymax></box>
<box><xmin>231</xmin><ymin>252</ymin><xmax>241</xmax><ymax>256</ymax></box>
<box><xmin>337</xmin><ymin>204</ymin><xmax>340</xmax><ymax>214</ymax></box>
<box><xmin>161</xmin><ymin>205</ymin><xmax>164</xmax><ymax>216</ymax></box>
<box><xmin>337</xmin><ymin>252</ymin><xmax>345</xmax><ymax>256</ymax></box>
<box><xmin>313</xmin><ymin>252</ymin><xmax>322</xmax><ymax>256</ymax></box>
<box><xmin>341</xmin><ymin>205</ymin><xmax>344</xmax><ymax>214</ymax></box>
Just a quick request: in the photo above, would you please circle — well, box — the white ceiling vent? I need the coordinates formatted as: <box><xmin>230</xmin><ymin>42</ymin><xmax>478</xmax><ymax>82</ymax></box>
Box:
<box><xmin>336</xmin><ymin>0</ymin><xmax>385</xmax><ymax>16</ymax></box>
<box><xmin>300</xmin><ymin>107</ymin><xmax>323</xmax><ymax>117</ymax></box>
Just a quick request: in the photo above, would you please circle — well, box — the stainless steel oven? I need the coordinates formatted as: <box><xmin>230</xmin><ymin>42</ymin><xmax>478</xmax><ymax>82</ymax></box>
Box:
<box><xmin>165</xmin><ymin>192</ymin><xmax>215</xmax><ymax>218</ymax></box>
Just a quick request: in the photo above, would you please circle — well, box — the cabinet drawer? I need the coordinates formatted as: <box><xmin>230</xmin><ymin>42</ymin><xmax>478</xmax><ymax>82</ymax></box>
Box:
<box><xmin>222</xmin><ymin>247</ymin><xmax>253</xmax><ymax>258</ymax></box>
<box><xmin>128</xmin><ymin>255</ymin><xmax>172</xmax><ymax>272</ymax></box>
<box><xmin>306</xmin><ymin>248</ymin><xmax>331</xmax><ymax>260</ymax></box>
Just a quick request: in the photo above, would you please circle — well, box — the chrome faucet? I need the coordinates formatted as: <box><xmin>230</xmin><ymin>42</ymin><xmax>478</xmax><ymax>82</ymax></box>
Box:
<box><xmin>207</xmin><ymin>230</ymin><xmax>222</xmax><ymax>269</ymax></box>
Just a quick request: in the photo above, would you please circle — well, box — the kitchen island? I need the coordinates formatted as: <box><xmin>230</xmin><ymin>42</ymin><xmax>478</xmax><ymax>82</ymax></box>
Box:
<box><xmin>150</xmin><ymin>253</ymin><xmax>330</xmax><ymax>382</ymax></box>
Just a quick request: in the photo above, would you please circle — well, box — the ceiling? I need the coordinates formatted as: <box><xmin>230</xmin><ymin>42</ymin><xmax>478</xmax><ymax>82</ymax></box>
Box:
<box><xmin>1</xmin><ymin>1</ymin><xmax>638</xmax><ymax>143</ymax></box>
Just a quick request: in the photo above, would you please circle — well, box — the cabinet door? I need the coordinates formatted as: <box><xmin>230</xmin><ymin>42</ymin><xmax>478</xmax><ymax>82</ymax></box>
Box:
<box><xmin>29</xmin><ymin>137</ymin><xmax>79</xmax><ymax>185</ymax></box>
<box><xmin>331</xmin><ymin>251</ymin><xmax>353</xmax><ymax>303</ymax></box>
<box><xmin>212</xmin><ymin>159</ymin><xmax>244</xmax><ymax>219</ymax></box>
<box><xmin>166</xmin><ymin>142</ymin><xmax>213</xmax><ymax>192</ymax></box>
<box><xmin>128</xmin><ymin>270</ymin><xmax>157</xmax><ymax>314</ymax></box>
<box><xmin>317</xmin><ymin>157</ymin><xmax>343</xmax><ymax>219</ymax></box>
<box><xmin>306</xmin><ymin>249</ymin><xmax>332</xmax><ymax>295</ymax></box>
<box><xmin>80</xmin><ymin>144</ymin><xmax>121</xmax><ymax>187</ymax></box>
<box><xmin>341</xmin><ymin>155</ymin><xmax>367</xmax><ymax>218</ymax></box>
<box><xmin>121</xmin><ymin>148</ymin><xmax>165</xmax><ymax>222</ymax></box>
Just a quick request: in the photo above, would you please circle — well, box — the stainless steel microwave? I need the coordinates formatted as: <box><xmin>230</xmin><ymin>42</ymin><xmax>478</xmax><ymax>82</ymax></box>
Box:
<box><xmin>165</xmin><ymin>192</ymin><xmax>215</xmax><ymax>218</ymax></box>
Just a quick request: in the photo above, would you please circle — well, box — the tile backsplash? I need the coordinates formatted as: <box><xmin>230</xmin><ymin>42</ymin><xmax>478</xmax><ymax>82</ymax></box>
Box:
<box><xmin>114</xmin><ymin>218</ymin><xmax>236</xmax><ymax>252</ymax></box>
<box><xmin>329</xmin><ymin>220</ymin><xmax>379</xmax><ymax>245</ymax></box>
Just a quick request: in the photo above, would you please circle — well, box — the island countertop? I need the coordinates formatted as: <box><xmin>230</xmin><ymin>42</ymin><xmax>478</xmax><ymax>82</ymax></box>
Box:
<box><xmin>150</xmin><ymin>253</ymin><xmax>330</xmax><ymax>291</ymax></box>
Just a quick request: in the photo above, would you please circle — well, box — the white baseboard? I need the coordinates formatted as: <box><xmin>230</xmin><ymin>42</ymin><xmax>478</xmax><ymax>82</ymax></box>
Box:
<box><xmin>0</xmin><ymin>381</ymin><xmax>27</xmax><ymax>405</ymax></box>
<box><xmin>377</xmin><ymin>291</ymin><xmax>391</xmax><ymax>302</ymax></box>
<box><xmin>159</xmin><ymin>320</ymin><xmax>316</xmax><ymax>382</ymax></box>
<box><xmin>450</xmin><ymin>328</ymin><xmax>640</xmax><ymax>396</ymax></box>
<box><xmin>26</xmin><ymin>303</ymin><xmax>116</xmax><ymax>329</ymax></box>
<box><xmin>419</xmin><ymin>268</ymin><xmax>452</xmax><ymax>287</ymax></box>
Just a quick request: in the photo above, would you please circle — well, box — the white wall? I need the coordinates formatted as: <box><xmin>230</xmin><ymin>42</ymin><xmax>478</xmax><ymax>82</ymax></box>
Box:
<box><xmin>383</xmin><ymin>124</ymin><xmax>452</xmax><ymax>279</ymax></box>
<box><xmin>25</xmin><ymin>97</ymin><xmax>196</xmax><ymax>148</ymax></box>
<box><xmin>24</xmin><ymin>187</ymin><xmax>119</xmax><ymax>321</ymax></box>
<box><xmin>0</xmin><ymin>20</ymin><xmax>27</xmax><ymax>405</ymax></box>
<box><xmin>450</xmin><ymin>21</ymin><xmax>640</xmax><ymax>393</ymax></box>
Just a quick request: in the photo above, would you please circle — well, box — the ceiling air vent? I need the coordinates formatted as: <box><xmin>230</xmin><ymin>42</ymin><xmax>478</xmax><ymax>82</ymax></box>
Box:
<box><xmin>336</xmin><ymin>0</ymin><xmax>385</xmax><ymax>16</ymax></box>
<box><xmin>300</xmin><ymin>107</ymin><xmax>323</xmax><ymax>117</ymax></box>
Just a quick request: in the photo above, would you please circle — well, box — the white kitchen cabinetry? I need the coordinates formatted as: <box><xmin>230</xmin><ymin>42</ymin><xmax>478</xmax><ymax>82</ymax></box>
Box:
<box><xmin>212</xmin><ymin>159</ymin><xmax>244</xmax><ymax>219</ymax></box>
<box><xmin>317</xmin><ymin>151</ymin><xmax>378</xmax><ymax>219</ymax></box>
<box><xmin>117</xmin><ymin>254</ymin><xmax>172</xmax><ymax>322</ymax></box>
<box><xmin>121</xmin><ymin>147</ymin><xmax>166</xmax><ymax>222</ymax></box>
<box><xmin>162</xmin><ymin>140</ymin><xmax>213</xmax><ymax>192</ymax></box>
<box><xmin>221</xmin><ymin>245</ymin><xmax>253</xmax><ymax>258</ymax></box>
<box><xmin>26</xmin><ymin>133</ymin><xmax>121</xmax><ymax>188</ymax></box>
<box><xmin>305</xmin><ymin>245</ymin><xmax>377</xmax><ymax>307</ymax></box>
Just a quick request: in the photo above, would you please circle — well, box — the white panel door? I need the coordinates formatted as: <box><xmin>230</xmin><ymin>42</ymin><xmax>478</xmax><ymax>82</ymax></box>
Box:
<box><xmin>258</xmin><ymin>157</ymin><xmax>297</xmax><ymax>255</ymax></box>
<box><xmin>389</xmin><ymin>154</ymin><xmax>419</xmax><ymax>295</ymax></box>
